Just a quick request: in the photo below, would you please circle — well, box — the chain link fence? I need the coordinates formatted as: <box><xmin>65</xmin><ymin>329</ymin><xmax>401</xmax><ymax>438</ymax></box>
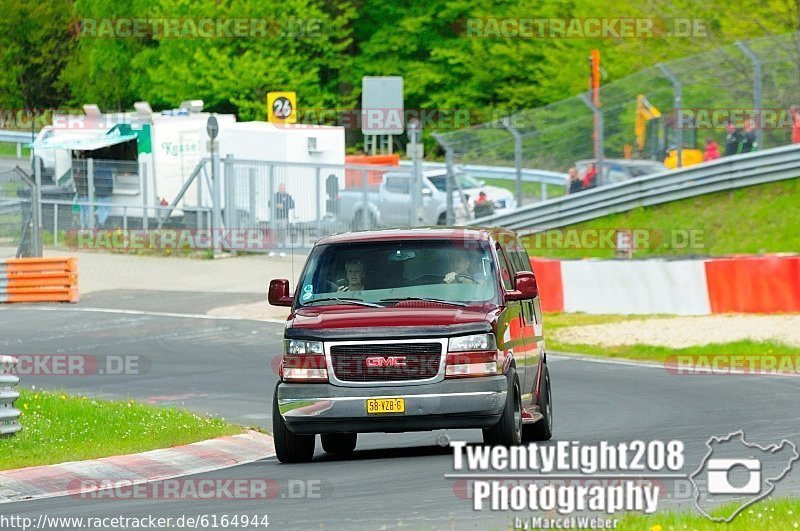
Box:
<box><xmin>436</xmin><ymin>33</ymin><xmax>800</xmax><ymax>199</ymax></box>
<box><xmin>0</xmin><ymin>153</ymin><xmax>442</xmax><ymax>255</ymax></box>
<box><xmin>0</xmin><ymin>160</ymin><xmax>34</xmax><ymax>259</ymax></box>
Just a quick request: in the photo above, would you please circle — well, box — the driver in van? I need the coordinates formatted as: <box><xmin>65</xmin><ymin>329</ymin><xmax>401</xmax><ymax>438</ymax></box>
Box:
<box><xmin>337</xmin><ymin>259</ymin><xmax>366</xmax><ymax>292</ymax></box>
<box><xmin>444</xmin><ymin>253</ymin><xmax>478</xmax><ymax>284</ymax></box>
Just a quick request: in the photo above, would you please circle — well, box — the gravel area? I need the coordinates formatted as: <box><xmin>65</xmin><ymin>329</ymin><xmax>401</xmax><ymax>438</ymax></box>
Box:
<box><xmin>552</xmin><ymin>315</ymin><xmax>800</xmax><ymax>348</ymax></box>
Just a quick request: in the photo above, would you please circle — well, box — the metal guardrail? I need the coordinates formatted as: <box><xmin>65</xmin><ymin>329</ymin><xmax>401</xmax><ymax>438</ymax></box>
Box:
<box><xmin>472</xmin><ymin>143</ymin><xmax>800</xmax><ymax>231</ymax></box>
<box><xmin>0</xmin><ymin>356</ymin><xmax>20</xmax><ymax>436</ymax></box>
<box><xmin>399</xmin><ymin>160</ymin><xmax>567</xmax><ymax>186</ymax></box>
<box><xmin>0</xmin><ymin>131</ymin><xmax>35</xmax><ymax>144</ymax></box>
<box><xmin>0</xmin><ymin>200</ymin><xmax>22</xmax><ymax>216</ymax></box>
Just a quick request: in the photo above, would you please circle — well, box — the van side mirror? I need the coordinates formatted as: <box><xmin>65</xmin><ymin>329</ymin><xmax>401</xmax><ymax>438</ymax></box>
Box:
<box><xmin>268</xmin><ymin>279</ymin><xmax>294</xmax><ymax>306</ymax></box>
<box><xmin>505</xmin><ymin>271</ymin><xmax>538</xmax><ymax>301</ymax></box>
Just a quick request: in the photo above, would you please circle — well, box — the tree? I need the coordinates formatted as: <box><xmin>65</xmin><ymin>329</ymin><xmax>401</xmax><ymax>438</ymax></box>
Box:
<box><xmin>0</xmin><ymin>0</ymin><xmax>74</xmax><ymax>109</ymax></box>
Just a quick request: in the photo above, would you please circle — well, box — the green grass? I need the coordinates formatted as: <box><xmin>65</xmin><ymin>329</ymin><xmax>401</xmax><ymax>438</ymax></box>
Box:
<box><xmin>544</xmin><ymin>312</ymin><xmax>800</xmax><ymax>362</ymax></box>
<box><xmin>0</xmin><ymin>144</ymin><xmax>29</xmax><ymax>157</ymax></box>
<box><xmin>616</xmin><ymin>498</ymin><xmax>800</xmax><ymax>530</ymax></box>
<box><xmin>483</xmin><ymin>177</ymin><xmax>565</xmax><ymax>202</ymax></box>
<box><xmin>0</xmin><ymin>390</ymin><xmax>243</xmax><ymax>470</ymax></box>
<box><xmin>524</xmin><ymin>177</ymin><xmax>800</xmax><ymax>259</ymax></box>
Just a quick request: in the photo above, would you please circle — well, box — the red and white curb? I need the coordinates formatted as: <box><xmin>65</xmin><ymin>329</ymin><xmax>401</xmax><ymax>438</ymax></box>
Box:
<box><xmin>0</xmin><ymin>430</ymin><xmax>275</xmax><ymax>503</ymax></box>
<box><xmin>531</xmin><ymin>254</ymin><xmax>800</xmax><ymax>315</ymax></box>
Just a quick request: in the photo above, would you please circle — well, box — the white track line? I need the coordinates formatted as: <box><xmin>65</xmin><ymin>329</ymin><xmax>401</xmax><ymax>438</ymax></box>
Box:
<box><xmin>549</xmin><ymin>352</ymin><xmax>800</xmax><ymax>379</ymax></box>
<box><xmin>0</xmin><ymin>305</ymin><xmax>287</xmax><ymax>324</ymax></box>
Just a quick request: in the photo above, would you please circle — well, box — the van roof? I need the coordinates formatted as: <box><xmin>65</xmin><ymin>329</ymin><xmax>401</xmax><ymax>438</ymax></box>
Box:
<box><xmin>316</xmin><ymin>227</ymin><xmax>517</xmax><ymax>245</ymax></box>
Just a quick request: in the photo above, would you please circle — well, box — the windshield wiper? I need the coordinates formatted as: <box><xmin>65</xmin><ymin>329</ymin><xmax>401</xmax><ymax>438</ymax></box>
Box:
<box><xmin>380</xmin><ymin>297</ymin><xmax>467</xmax><ymax>307</ymax></box>
<box><xmin>301</xmin><ymin>297</ymin><xmax>383</xmax><ymax>308</ymax></box>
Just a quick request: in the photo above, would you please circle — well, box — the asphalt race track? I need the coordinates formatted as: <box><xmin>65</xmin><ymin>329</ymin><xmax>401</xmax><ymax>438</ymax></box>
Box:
<box><xmin>1</xmin><ymin>301</ymin><xmax>799</xmax><ymax>529</ymax></box>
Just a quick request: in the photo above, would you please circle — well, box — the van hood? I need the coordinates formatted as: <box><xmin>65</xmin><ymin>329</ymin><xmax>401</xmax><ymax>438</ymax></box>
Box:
<box><xmin>286</xmin><ymin>304</ymin><xmax>496</xmax><ymax>341</ymax></box>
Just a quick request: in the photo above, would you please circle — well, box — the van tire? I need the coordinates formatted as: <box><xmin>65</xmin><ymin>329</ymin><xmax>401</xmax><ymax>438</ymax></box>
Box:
<box><xmin>437</xmin><ymin>213</ymin><xmax>447</xmax><ymax>225</ymax></box>
<box><xmin>523</xmin><ymin>365</ymin><xmax>553</xmax><ymax>442</ymax></box>
<box><xmin>321</xmin><ymin>433</ymin><xmax>357</xmax><ymax>455</ymax></box>
<box><xmin>483</xmin><ymin>369</ymin><xmax>522</xmax><ymax>446</ymax></box>
<box><xmin>273</xmin><ymin>384</ymin><xmax>316</xmax><ymax>463</ymax></box>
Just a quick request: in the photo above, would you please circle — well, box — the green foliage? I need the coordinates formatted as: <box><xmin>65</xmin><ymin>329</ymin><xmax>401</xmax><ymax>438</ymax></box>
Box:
<box><xmin>0</xmin><ymin>0</ymin><xmax>75</xmax><ymax>108</ymax></box>
<box><xmin>3</xmin><ymin>0</ymin><xmax>800</xmax><ymax>135</ymax></box>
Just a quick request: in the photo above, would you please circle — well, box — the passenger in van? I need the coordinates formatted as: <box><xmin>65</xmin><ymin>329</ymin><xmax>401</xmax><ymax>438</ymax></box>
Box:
<box><xmin>337</xmin><ymin>259</ymin><xmax>366</xmax><ymax>292</ymax></box>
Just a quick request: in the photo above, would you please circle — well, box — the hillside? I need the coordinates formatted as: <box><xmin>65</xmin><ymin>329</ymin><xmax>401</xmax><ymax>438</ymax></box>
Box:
<box><xmin>519</xmin><ymin>177</ymin><xmax>800</xmax><ymax>259</ymax></box>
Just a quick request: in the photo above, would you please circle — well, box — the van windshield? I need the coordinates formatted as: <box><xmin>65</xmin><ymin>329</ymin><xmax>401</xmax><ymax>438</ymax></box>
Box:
<box><xmin>296</xmin><ymin>239</ymin><xmax>498</xmax><ymax>307</ymax></box>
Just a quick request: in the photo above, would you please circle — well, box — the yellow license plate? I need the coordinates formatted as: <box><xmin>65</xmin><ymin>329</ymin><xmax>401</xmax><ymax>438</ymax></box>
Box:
<box><xmin>366</xmin><ymin>398</ymin><xmax>405</xmax><ymax>414</ymax></box>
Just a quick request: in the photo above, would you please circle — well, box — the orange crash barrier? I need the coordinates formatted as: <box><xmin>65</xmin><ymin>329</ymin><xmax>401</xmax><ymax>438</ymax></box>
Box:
<box><xmin>0</xmin><ymin>257</ymin><xmax>79</xmax><ymax>303</ymax></box>
<box><xmin>344</xmin><ymin>154</ymin><xmax>401</xmax><ymax>188</ymax></box>
<box><xmin>705</xmin><ymin>255</ymin><xmax>800</xmax><ymax>313</ymax></box>
<box><xmin>529</xmin><ymin>258</ymin><xmax>564</xmax><ymax>312</ymax></box>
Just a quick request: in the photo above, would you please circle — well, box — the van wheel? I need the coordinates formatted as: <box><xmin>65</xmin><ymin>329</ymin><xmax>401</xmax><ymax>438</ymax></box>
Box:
<box><xmin>273</xmin><ymin>384</ymin><xmax>315</xmax><ymax>463</ymax></box>
<box><xmin>321</xmin><ymin>433</ymin><xmax>357</xmax><ymax>454</ymax></box>
<box><xmin>437</xmin><ymin>213</ymin><xmax>447</xmax><ymax>226</ymax></box>
<box><xmin>483</xmin><ymin>370</ymin><xmax>522</xmax><ymax>446</ymax></box>
<box><xmin>523</xmin><ymin>366</ymin><xmax>553</xmax><ymax>442</ymax></box>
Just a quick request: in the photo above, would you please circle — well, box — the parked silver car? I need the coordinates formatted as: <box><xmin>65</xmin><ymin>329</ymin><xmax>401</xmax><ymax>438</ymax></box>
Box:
<box><xmin>338</xmin><ymin>169</ymin><xmax>516</xmax><ymax>228</ymax></box>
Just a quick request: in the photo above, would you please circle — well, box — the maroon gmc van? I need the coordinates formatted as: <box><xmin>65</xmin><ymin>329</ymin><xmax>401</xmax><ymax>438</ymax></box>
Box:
<box><xmin>268</xmin><ymin>227</ymin><xmax>552</xmax><ymax>463</ymax></box>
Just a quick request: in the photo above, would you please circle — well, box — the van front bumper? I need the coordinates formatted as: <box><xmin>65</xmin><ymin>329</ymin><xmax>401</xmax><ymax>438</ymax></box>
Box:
<box><xmin>276</xmin><ymin>376</ymin><xmax>507</xmax><ymax>434</ymax></box>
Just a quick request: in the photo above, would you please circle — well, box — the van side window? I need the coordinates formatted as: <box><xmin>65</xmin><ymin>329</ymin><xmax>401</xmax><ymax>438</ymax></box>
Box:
<box><xmin>508</xmin><ymin>239</ymin><xmax>536</xmax><ymax>325</ymax></box>
<box><xmin>495</xmin><ymin>244</ymin><xmax>514</xmax><ymax>290</ymax></box>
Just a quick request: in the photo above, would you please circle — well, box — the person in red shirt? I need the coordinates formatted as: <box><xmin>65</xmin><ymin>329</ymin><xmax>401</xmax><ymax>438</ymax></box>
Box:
<box><xmin>704</xmin><ymin>139</ymin><xmax>721</xmax><ymax>161</ymax></box>
<box><xmin>791</xmin><ymin>106</ymin><xmax>800</xmax><ymax>144</ymax></box>
<box><xmin>581</xmin><ymin>163</ymin><xmax>598</xmax><ymax>190</ymax></box>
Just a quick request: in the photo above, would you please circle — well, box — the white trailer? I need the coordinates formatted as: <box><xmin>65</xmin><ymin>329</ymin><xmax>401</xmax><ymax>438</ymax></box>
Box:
<box><xmin>215</xmin><ymin>122</ymin><xmax>345</xmax><ymax>223</ymax></box>
<box><xmin>31</xmin><ymin>102</ymin><xmax>345</xmax><ymax>226</ymax></box>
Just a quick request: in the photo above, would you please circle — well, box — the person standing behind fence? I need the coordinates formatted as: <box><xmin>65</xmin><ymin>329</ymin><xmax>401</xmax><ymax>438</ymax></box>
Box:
<box><xmin>791</xmin><ymin>106</ymin><xmax>800</xmax><ymax>144</ymax></box>
<box><xmin>567</xmin><ymin>167</ymin><xmax>582</xmax><ymax>194</ymax></box>
<box><xmin>274</xmin><ymin>183</ymin><xmax>295</xmax><ymax>220</ymax></box>
<box><xmin>704</xmin><ymin>139</ymin><xmax>721</xmax><ymax>161</ymax></box>
<box><xmin>473</xmin><ymin>191</ymin><xmax>494</xmax><ymax>218</ymax></box>
<box><xmin>272</xmin><ymin>183</ymin><xmax>295</xmax><ymax>247</ymax></box>
<box><xmin>581</xmin><ymin>163</ymin><xmax>598</xmax><ymax>190</ymax></box>
<box><xmin>724</xmin><ymin>121</ymin><xmax>743</xmax><ymax>156</ymax></box>
<box><xmin>741</xmin><ymin>119</ymin><xmax>757</xmax><ymax>153</ymax></box>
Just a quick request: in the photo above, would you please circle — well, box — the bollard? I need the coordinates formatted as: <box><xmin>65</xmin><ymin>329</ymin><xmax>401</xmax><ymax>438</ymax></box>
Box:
<box><xmin>0</xmin><ymin>356</ymin><xmax>21</xmax><ymax>436</ymax></box>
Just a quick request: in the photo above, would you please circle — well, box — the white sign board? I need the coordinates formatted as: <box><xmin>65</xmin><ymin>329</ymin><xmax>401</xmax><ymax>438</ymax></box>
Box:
<box><xmin>361</xmin><ymin>76</ymin><xmax>404</xmax><ymax>135</ymax></box>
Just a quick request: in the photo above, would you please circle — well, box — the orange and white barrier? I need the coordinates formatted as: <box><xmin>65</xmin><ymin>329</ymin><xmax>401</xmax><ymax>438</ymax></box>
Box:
<box><xmin>0</xmin><ymin>257</ymin><xmax>79</xmax><ymax>303</ymax></box>
<box><xmin>530</xmin><ymin>254</ymin><xmax>800</xmax><ymax>315</ymax></box>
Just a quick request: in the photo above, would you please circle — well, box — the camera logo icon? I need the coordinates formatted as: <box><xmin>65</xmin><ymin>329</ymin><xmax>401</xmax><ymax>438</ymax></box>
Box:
<box><xmin>706</xmin><ymin>458</ymin><xmax>761</xmax><ymax>494</ymax></box>
<box><xmin>689</xmin><ymin>430</ymin><xmax>798</xmax><ymax>523</ymax></box>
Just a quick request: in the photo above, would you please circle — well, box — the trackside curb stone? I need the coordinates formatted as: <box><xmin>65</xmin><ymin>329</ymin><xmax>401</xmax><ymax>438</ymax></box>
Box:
<box><xmin>0</xmin><ymin>430</ymin><xmax>275</xmax><ymax>503</ymax></box>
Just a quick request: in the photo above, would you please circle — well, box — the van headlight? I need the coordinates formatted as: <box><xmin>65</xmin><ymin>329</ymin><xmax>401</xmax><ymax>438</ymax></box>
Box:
<box><xmin>285</xmin><ymin>340</ymin><xmax>323</xmax><ymax>354</ymax></box>
<box><xmin>448</xmin><ymin>333</ymin><xmax>496</xmax><ymax>352</ymax></box>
